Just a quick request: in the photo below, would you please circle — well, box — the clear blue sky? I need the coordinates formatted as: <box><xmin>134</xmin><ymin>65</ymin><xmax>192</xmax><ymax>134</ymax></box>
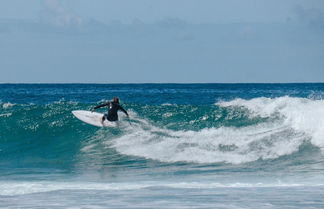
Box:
<box><xmin>0</xmin><ymin>0</ymin><xmax>323</xmax><ymax>83</ymax></box>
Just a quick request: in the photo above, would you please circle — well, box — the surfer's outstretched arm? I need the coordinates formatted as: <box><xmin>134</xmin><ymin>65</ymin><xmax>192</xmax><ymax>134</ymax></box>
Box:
<box><xmin>93</xmin><ymin>102</ymin><xmax>110</xmax><ymax>110</ymax></box>
<box><xmin>118</xmin><ymin>105</ymin><xmax>129</xmax><ymax>117</ymax></box>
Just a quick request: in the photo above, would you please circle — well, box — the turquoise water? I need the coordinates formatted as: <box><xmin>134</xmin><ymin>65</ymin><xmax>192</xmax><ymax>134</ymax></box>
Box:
<box><xmin>1</xmin><ymin>84</ymin><xmax>324</xmax><ymax>208</ymax></box>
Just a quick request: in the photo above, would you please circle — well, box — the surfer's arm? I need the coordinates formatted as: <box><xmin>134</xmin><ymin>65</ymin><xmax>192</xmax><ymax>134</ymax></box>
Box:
<box><xmin>118</xmin><ymin>105</ymin><xmax>129</xmax><ymax>117</ymax></box>
<box><xmin>93</xmin><ymin>102</ymin><xmax>110</xmax><ymax>110</ymax></box>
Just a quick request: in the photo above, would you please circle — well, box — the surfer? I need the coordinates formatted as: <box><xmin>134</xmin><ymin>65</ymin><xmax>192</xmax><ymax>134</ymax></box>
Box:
<box><xmin>91</xmin><ymin>97</ymin><xmax>129</xmax><ymax>123</ymax></box>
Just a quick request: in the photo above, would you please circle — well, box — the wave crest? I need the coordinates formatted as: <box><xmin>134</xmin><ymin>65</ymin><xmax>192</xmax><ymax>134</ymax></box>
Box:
<box><xmin>218</xmin><ymin>96</ymin><xmax>324</xmax><ymax>148</ymax></box>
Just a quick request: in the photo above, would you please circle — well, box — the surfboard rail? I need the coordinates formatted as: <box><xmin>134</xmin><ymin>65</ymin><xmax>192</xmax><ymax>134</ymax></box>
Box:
<box><xmin>72</xmin><ymin>110</ymin><xmax>118</xmax><ymax>127</ymax></box>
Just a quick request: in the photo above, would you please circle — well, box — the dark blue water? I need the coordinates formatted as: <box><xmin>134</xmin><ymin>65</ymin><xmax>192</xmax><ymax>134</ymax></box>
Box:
<box><xmin>1</xmin><ymin>84</ymin><xmax>324</xmax><ymax>208</ymax></box>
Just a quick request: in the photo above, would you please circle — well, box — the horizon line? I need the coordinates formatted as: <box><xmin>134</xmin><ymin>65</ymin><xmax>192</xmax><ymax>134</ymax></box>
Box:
<box><xmin>1</xmin><ymin>82</ymin><xmax>324</xmax><ymax>85</ymax></box>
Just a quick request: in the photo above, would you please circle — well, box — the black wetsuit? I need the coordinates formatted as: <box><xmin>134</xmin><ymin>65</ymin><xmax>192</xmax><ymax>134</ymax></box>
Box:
<box><xmin>94</xmin><ymin>102</ymin><xmax>128</xmax><ymax>121</ymax></box>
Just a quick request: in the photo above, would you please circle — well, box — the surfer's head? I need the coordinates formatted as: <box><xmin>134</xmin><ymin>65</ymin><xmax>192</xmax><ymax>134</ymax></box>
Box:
<box><xmin>113</xmin><ymin>97</ymin><xmax>119</xmax><ymax>104</ymax></box>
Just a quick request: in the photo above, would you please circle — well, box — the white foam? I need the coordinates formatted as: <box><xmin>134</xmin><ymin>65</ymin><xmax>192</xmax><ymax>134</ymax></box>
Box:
<box><xmin>1</xmin><ymin>180</ymin><xmax>318</xmax><ymax>196</ymax></box>
<box><xmin>112</xmin><ymin>121</ymin><xmax>305</xmax><ymax>164</ymax></box>
<box><xmin>0</xmin><ymin>113</ymin><xmax>12</xmax><ymax>117</ymax></box>
<box><xmin>2</xmin><ymin>102</ymin><xmax>15</xmax><ymax>109</ymax></box>
<box><xmin>161</xmin><ymin>103</ymin><xmax>175</xmax><ymax>106</ymax></box>
<box><xmin>0</xmin><ymin>181</ymin><xmax>148</xmax><ymax>196</ymax></box>
<box><xmin>163</xmin><ymin>112</ymin><xmax>173</xmax><ymax>118</ymax></box>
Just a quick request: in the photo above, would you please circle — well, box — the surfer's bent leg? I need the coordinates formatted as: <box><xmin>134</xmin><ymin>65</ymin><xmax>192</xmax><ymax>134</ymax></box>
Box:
<box><xmin>102</xmin><ymin>114</ymin><xmax>108</xmax><ymax>124</ymax></box>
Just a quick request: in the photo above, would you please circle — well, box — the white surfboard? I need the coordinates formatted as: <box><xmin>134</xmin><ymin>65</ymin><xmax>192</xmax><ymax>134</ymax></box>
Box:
<box><xmin>72</xmin><ymin>110</ymin><xmax>118</xmax><ymax>127</ymax></box>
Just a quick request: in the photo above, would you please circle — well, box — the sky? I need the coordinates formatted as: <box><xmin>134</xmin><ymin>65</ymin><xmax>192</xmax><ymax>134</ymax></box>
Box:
<box><xmin>0</xmin><ymin>0</ymin><xmax>324</xmax><ymax>83</ymax></box>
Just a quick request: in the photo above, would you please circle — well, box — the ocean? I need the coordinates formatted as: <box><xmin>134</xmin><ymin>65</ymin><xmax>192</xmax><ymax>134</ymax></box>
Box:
<box><xmin>1</xmin><ymin>83</ymin><xmax>324</xmax><ymax>208</ymax></box>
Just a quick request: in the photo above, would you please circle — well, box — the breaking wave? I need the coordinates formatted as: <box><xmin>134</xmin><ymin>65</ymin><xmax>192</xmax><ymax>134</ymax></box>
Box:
<box><xmin>77</xmin><ymin>96</ymin><xmax>324</xmax><ymax>165</ymax></box>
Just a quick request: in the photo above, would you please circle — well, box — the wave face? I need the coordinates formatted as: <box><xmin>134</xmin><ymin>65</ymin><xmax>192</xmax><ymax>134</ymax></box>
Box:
<box><xmin>1</xmin><ymin>84</ymin><xmax>324</xmax><ymax>185</ymax></box>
